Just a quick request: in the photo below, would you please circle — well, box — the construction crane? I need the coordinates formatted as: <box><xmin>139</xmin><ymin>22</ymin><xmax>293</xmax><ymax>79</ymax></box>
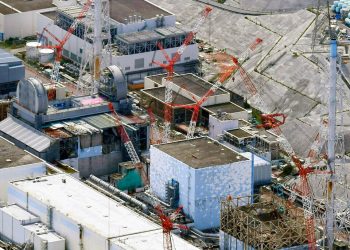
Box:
<box><xmin>107</xmin><ymin>102</ymin><xmax>149</xmax><ymax>186</ymax></box>
<box><xmin>184</xmin><ymin>38</ymin><xmax>263</xmax><ymax>139</ymax></box>
<box><xmin>38</xmin><ymin>0</ymin><xmax>92</xmax><ymax>83</ymax></box>
<box><xmin>152</xmin><ymin>6</ymin><xmax>212</xmax><ymax>143</ymax></box>
<box><xmin>155</xmin><ymin>205</ymin><xmax>188</xmax><ymax>250</ymax></box>
<box><xmin>147</xmin><ymin>107</ymin><xmax>161</xmax><ymax>145</ymax></box>
<box><xmin>256</xmin><ymin>113</ymin><xmax>287</xmax><ymax>130</ymax></box>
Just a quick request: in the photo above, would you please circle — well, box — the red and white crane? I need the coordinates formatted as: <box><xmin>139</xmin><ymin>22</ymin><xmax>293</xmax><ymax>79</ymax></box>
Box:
<box><xmin>152</xmin><ymin>6</ymin><xmax>212</xmax><ymax>143</ymax></box>
<box><xmin>38</xmin><ymin>0</ymin><xmax>92</xmax><ymax>83</ymax></box>
<box><xmin>155</xmin><ymin>205</ymin><xmax>188</xmax><ymax>250</ymax></box>
<box><xmin>107</xmin><ymin>103</ymin><xmax>148</xmax><ymax>186</ymax></box>
<box><xmin>184</xmin><ymin>38</ymin><xmax>263</xmax><ymax>139</ymax></box>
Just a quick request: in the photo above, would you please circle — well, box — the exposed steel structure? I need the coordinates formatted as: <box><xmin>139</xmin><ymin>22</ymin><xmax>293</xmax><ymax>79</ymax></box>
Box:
<box><xmin>155</xmin><ymin>205</ymin><xmax>188</xmax><ymax>250</ymax></box>
<box><xmin>107</xmin><ymin>102</ymin><xmax>148</xmax><ymax>186</ymax></box>
<box><xmin>152</xmin><ymin>6</ymin><xmax>212</xmax><ymax>143</ymax></box>
<box><xmin>38</xmin><ymin>0</ymin><xmax>92</xmax><ymax>83</ymax></box>
<box><xmin>256</xmin><ymin>113</ymin><xmax>287</xmax><ymax>130</ymax></box>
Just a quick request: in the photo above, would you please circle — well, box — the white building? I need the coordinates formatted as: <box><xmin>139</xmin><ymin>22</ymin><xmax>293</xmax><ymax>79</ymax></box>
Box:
<box><xmin>0</xmin><ymin>204</ymin><xmax>65</xmax><ymax>249</ymax></box>
<box><xmin>0</xmin><ymin>0</ymin><xmax>57</xmax><ymax>40</ymax></box>
<box><xmin>150</xmin><ymin>137</ymin><xmax>252</xmax><ymax>230</ymax></box>
<box><xmin>8</xmin><ymin>173</ymin><xmax>199</xmax><ymax>250</ymax></box>
<box><xmin>0</xmin><ymin>136</ymin><xmax>46</xmax><ymax>205</ymax></box>
<box><xmin>36</xmin><ymin>1</ymin><xmax>199</xmax><ymax>84</ymax></box>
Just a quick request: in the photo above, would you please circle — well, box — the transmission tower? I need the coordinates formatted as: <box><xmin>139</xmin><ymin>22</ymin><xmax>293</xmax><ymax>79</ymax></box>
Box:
<box><xmin>78</xmin><ymin>0</ymin><xmax>111</xmax><ymax>95</ymax></box>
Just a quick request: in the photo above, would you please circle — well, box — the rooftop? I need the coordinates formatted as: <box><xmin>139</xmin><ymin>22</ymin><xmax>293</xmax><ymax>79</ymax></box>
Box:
<box><xmin>0</xmin><ymin>137</ymin><xmax>42</xmax><ymax>169</ymax></box>
<box><xmin>11</xmin><ymin>174</ymin><xmax>159</xmax><ymax>237</ymax></box>
<box><xmin>0</xmin><ymin>49</ymin><xmax>22</xmax><ymax>66</ymax></box>
<box><xmin>154</xmin><ymin>137</ymin><xmax>248</xmax><ymax>169</ymax></box>
<box><xmin>142</xmin><ymin>87</ymin><xmax>196</xmax><ymax>105</ymax></box>
<box><xmin>204</xmin><ymin>102</ymin><xmax>246</xmax><ymax>114</ymax></box>
<box><xmin>147</xmin><ymin>74</ymin><xmax>227</xmax><ymax>98</ymax></box>
<box><xmin>110</xmin><ymin>0</ymin><xmax>170</xmax><ymax>23</ymax></box>
<box><xmin>0</xmin><ymin>4</ymin><xmax>16</xmax><ymax>15</ymax></box>
<box><xmin>0</xmin><ymin>0</ymin><xmax>54</xmax><ymax>13</ymax></box>
<box><xmin>117</xmin><ymin>30</ymin><xmax>163</xmax><ymax>44</ymax></box>
<box><xmin>226</xmin><ymin>128</ymin><xmax>254</xmax><ymax>139</ymax></box>
<box><xmin>41</xmin><ymin>10</ymin><xmax>58</xmax><ymax>21</ymax></box>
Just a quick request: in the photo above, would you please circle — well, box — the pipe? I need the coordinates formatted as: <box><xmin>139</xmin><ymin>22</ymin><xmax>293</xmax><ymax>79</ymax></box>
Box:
<box><xmin>190</xmin><ymin>227</ymin><xmax>219</xmax><ymax>239</ymax></box>
<box><xmin>85</xmin><ymin>180</ymin><xmax>125</xmax><ymax>204</ymax></box>
<box><xmin>88</xmin><ymin>175</ymin><xmax>149</xmax><ymax>213</ymax></box>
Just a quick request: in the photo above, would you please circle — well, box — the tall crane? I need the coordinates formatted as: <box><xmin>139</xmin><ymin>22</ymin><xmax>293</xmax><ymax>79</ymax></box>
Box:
<box><xmin>184</xmin><ymin>38</ymin><xmax>263</xmax><ymax>139</ymax></box>
<box><xmin>155</xmin><ymin>205</ymin><xmax>188</xmax><ymax>250</ymax></box>
<box><xmin>107</xmin><ymin>103</ymin><xmax>148</xmax><ymax>186</ymax></box>
<box><xmin>152</xmin><ymin>6</ymin><xmax>212</xmax><ymax>143</ymax></box>
<box><xmin>38</xmin><ymin>0</ymin><xmax>92</xmax><ymax>83</ymax></box>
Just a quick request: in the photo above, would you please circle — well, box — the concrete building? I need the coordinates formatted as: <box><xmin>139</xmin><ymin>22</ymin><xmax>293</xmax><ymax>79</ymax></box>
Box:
<box><xmin>0</xmin><ymin>204</ymin><xmax>65</xmax><ymax>249</ymax></box>
<box><xmin>150</xmin><ymin>137</ymin><xmax>252</xmax><ymax>230</ymax></box>
<box><xmin>0</xmin><ymin>0</ymin><xmax>56</xmax><ymax>40</ymax></box>
<box><xmin>0</xmin><ymin>77</ymin><xmax>149</xmax><ymax>178</ymax></box>
<box><xmin>37</xmin><ymin>1</ymin><xmax>198</xmax><ymax>85</ymax></box>
<box><xmin>0</xmin><ymin>49</ymin><xmax>25</xmax><ymax>98</ymax></box>
<box><xmin>8</xmin><ymin>173</ymin><xmax>198</xmax><ymax>250</ymax></box>
<box><xmin>220</xmin><ymin>193</ymin><xmax>311</xmax><ymax>250</ymax></box>
<box><xmin>142</xmin><ymin>73</ymin><xmax>235</xmax><ymax>131</ymax></box>
<box><xmin>0</xmin><ymin>136</ymin><xmax>46</xmax><ymax>205</ymax></box>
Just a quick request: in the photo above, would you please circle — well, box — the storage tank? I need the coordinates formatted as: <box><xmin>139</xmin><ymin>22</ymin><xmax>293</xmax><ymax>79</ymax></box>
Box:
<box><xmin>99</xmin><ymin>65</ymin><xmax>127</xmax><ymax>101</ymax></box>
<box><xmin>26</xmin><ymin>41</ymin><xmax>41</xmax><ymax>61</ymax></box>
<box><xmin>345</xmin><ymin>17</ymin><xmax>350</xmax><ymax>26</ymax></box>
<box><xmin>16</xmin><ymin>78</ymin><xmax>48</xmax><ymax>114</ymax></box>
<box><xmin>39</xmin><ymin>48</ymin><xmax>54</xmax><ymax>64</ymax></box>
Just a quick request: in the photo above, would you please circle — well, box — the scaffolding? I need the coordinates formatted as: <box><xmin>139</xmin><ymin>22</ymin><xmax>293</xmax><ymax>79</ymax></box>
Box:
<box><xmin>220</xmin><ymin>193</ymin><xmax>310</xmax><ymax>249</ymax></box>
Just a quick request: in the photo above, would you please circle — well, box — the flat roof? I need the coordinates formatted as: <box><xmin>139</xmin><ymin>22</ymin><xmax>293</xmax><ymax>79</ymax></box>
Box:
<box><xmin>154</xmin><ymin>137</ymin><xmax>248</xmax><ymax>169</ymax></box>
<box><xmin>111</xmin><ymin>229</ymin><xmax>198</xmax><ymax>250</ymax></box>
<box><xmin>110</xmin><ymin>0</ymin><xmax>170</xmax><ymax>23</ymax></box>
<box><xmin>41</xmin><ymin>11</ymin><xmax>58</xmax><ymax>21</ymax></box>
<box><xmin>0</xmin><ymin>204</ymin><xmax>38</xmax><ymax>222</ymax></box>
<box><xmin>226</xmin><ymin>129</ymin><xmax>254</xmax><ymax>139</ymax></box>
<box><xmin>0</xmin><ymin>4</ymin><xmax>16</xmax><ymax>15</ymax></box>
<box><xmin>142</xmin><ymin>87</ymin><xmax>196</xmax><ymax>105</ymax></box>
<box><xmin>0</xmin><ymin>0</ymin><xmax>54</xmax><ymax>13</ymax></box>
<box><xmin>0</xmin><ymin>136</ymin><xmax>42</xmax><ymax>169</ymax></box>
<box><xmin>147</xmin><ymin>74</ymin><xmax>227</xmax><ymax>97</ymax></box>
<box><xmin>204</xmin><ymin>102</ymin><xmax>246</xmax><ymax>114</ymax></box>
<box><xmin>11</xmin><ymin>174</ymin><xmax>160</xmax><ymax>237</ymax></box>
<box><xmin>117</xmin><ymin>30</ymin><xmax>163</xmax><ymax>44</ymax></box>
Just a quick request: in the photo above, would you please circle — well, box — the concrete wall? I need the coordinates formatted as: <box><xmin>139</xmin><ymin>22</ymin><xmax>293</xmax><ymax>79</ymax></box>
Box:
<box><xmin>37</xmin><ymin>14</ymin><xmax>198</xmax><ymax>79</ymax></box>
<box><xmin>8</xmin><ymin>185</ymin><xmax>106</xmax><ymax>250</ymax></box>
<box><xmin>0</xmin><ymin>162</ymin><xmax>46</xmax><ymax>204</ymax></box>
<box><xmin>150</xmin><ymin>146</ymin><xmax>252</xmax><ymax>230</ymax></box>
<box><xmin>208</xmin><ymin>115</ymin><xmax>239</xmax><ymax>140</ymax></box>
<box><xmin>3</xmin><ymin>8</ymin><xmax>56</xmax><ymax>39</ymax></box>
<box><xmin>219</xmin><ymin>230</ymin><xmax>309</xmax><ymax>250</ymax></box>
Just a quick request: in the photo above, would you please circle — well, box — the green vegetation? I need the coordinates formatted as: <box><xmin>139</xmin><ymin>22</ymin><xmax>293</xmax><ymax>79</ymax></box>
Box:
<box><xmin>217</xmin><ymin>0</ymin><xmax>226</xmax><ymax>3</ymax></box>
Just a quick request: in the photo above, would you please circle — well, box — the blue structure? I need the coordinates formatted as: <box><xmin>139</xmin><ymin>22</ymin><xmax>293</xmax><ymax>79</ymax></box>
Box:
<box><xmin>0</xmin><ymin>49</ymin><xmax>25</xmax><ymax>97</ymax></box>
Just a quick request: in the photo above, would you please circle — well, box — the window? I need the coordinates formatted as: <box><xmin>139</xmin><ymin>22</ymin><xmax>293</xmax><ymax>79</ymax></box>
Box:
<box><xmin>125</xmin><ymin>66</ymin><xmax>130</xmax><ymax>71</ymax></box>
<box><xmin>134</xmin><ymin>58</ymin><xmax>144</xmax><ymax>69</ymax></box>
<box><xmin>184</xmin><ymin>57</ymin><xmax>190</xmax><ymax>61</ymax></box>
<box><xmin>80</xmin><ymin>48</ymin><xmax>83</xmax><ymax>54</ymax></box>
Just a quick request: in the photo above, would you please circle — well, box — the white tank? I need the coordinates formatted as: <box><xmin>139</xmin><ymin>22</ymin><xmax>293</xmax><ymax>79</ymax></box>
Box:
<box><xmin>26</xmin><ymin>41</ymin><xmax>41</xmax><ymax>61</ymax></box>
<box><xmin>39</xmin><ymin>48</ymin><xmax>54</xmax><ymax>64</ymax></box>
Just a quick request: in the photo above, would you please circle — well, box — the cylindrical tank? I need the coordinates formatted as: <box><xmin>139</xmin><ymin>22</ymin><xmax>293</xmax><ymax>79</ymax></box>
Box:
<box><xmin>39</xmin><ymin>48</ymin><xmax>54</xmax><ymax>64</ymax></box>
<box><xmin>16</xmin><ymin>78</ymin><xmax>48</xmax><ymax>114</ymax></box>
<box><xmin>336</xmin><ymin>6</ymin><xmax>341</xmax><ymax>13</ymax></box>
<box><xmin>26</xmin><ymin>41</ymin><xmax>41</xmax><ymax>61</ymax></box>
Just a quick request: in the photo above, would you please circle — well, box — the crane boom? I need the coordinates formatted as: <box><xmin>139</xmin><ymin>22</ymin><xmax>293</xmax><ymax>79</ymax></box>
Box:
<box><xmin>186</xmin><ymin>38</ymin><xmax>263</xmax><ymax>139</ymax></box>
<box><xmin>107</xmin><ymin>103</ymin><xmax>148</xmax><ymax>185</ymax></box>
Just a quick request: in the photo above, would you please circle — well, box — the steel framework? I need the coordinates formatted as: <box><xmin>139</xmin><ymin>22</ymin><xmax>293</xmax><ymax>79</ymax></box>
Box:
<box><xmin>220</xmin><ymin>193</ymin><xmax>309</xmax><ymax>250</ymax></box>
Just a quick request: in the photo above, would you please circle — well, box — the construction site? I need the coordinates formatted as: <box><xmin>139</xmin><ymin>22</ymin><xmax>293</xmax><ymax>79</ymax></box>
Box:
<box><xmin>0</xmin><ymin>0</ymin><xmax>349</xmax><ymax>249</ymax></box>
